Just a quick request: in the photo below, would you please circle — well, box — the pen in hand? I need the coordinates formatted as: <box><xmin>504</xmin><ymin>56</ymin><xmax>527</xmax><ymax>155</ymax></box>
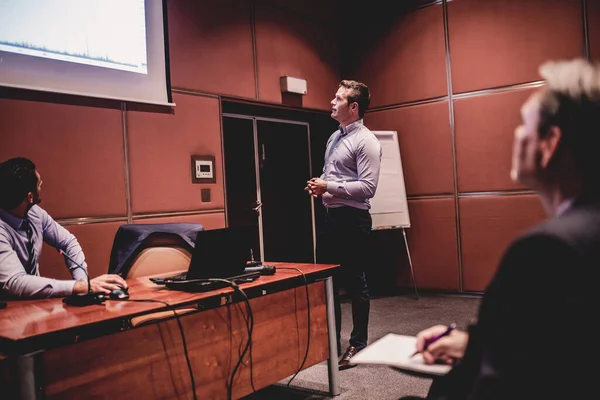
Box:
<box><xmin>411</xmin><ymin>323</ymin><xmax>456</xmax><ymax>357</ymax></box>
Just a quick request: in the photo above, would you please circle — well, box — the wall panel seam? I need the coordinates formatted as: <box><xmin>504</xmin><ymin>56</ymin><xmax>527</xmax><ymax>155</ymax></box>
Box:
<box><xmin>171</xmin><ymin>88</ymin><xmax>220</xmax><ymax>99</ymax></box>
<box><xmin>443</xmin><ymin>0</ymin><xmax>463</xmax><ymax>291</ymax></box>
<box><xmin>583</xmin><ymin>0</ymin><xmax>590</xmax><ymax>59</ymax></box>
<box><xmin>121</xmin><ymin>102</ymin><xmax>133</xmax><ymax>225</ymax></box>
<box><xmin>132</xmin><ymin>209</ymin><xmax>226</xmax><ymax>220</ymax></box>
<box><xmin>366</xmin><ymin>80</ymin><xmax>547</xmax><ymax>114</ymax></box>
<box><xmin>457</xmin><ymin>190</ymin><xmax>535</xmax><ymax>198</ymax></box>
<box><xmin>250</xmin><ymin>0</ymin><xmax>259</xmax><ymax>100</ymax></box>
<box><xmin>57</xmin><ymin>217</ymin><xmax>128</xmax><ymax>226</ymax></box>
<box><xmin>171</xmin><ymin>89</ymin><xmax>331</xmax><ymax>115</ymax></box>
<box><xmin>219</xmin><ymin>98</ymin><xmax>229</xmax><ymax>227</ymax></box>
<box><xmin>453</xmin><ymin>81</ymin><xmax>545</xmax><ymax>100</ymax></box>
<box><xmin>54</xmin><ymin>209</ymin><xmax>226</xmax><ymax>226</ymax></box>
<box><xmin>407</xmin><ymin>195</ymin><xmax>454</xmax><ymax>201</ymax></box>
<box><xmin>367</xmin><ymin>96</ymin><xmax>448</xmax><ymax>113</ymax></box>
<box><xmin>407</xmin><ymin>190</ymin><xmax>536</xmax><ymax>201</ymax></box>
<box><xmin>222</xmin><ymin>97</ymin><xmax>329</xmax><ymax>114</ymax></box>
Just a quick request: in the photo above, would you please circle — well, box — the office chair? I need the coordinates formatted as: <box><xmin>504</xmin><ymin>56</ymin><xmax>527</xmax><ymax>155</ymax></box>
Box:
<box><xmin>109</xmin><ymin>225</ymin><xmax>203</xmax><ymax>327</ymax></box>
<box><xmin>128</xmin><ymin>243</ymin><xmax>199</xmax><ymax>327</ymax></box>
<box><xmin>126</xmin><ymin>239</ymin><xmax>192</xmax><ymax>279</ymax></box>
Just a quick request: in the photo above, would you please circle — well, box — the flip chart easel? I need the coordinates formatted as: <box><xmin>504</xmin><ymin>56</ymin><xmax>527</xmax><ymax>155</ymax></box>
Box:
<box><xmin>371</xmin><ymin>131</ymin><xmax>418</xmax><ymax>299</ymax></box>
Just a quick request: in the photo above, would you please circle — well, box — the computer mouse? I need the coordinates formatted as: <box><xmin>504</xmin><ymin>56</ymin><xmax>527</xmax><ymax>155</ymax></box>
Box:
<box><xmin>109</xmin><ymin>286</ymin><xmax>129</xmax><ymax>300</ymax></box>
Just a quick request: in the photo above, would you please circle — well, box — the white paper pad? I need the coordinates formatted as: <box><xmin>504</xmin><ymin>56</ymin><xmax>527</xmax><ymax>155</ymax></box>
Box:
<box><xmin>348</xmin><ymin>333</ymin><xmax>452</xmax><ymax>376</ymax></box>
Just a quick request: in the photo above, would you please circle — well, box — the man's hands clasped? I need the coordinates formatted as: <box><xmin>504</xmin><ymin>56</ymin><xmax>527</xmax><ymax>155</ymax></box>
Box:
<box><xmin>305</xmin><ymin>177</ymin><xmax>328</xmax><ymax>197</ymax></box>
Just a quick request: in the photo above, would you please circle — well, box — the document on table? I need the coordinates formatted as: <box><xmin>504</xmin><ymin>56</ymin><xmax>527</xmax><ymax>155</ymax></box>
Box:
<box><xmin>348</xmin><ymin>333</ymin><xmax>452</xmax><ymax>376</ymax></box>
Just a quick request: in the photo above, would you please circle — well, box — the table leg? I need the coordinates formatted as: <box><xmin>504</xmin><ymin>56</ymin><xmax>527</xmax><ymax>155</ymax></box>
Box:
<box><xmin>325</xmin><ymin>276</ymin><xmax>340</xmax><ymax>396</ymax></box>
<box><xmin>15</xmin><ymin>351</ymin><xmax>43</xmax><ymax>400</ymax></box>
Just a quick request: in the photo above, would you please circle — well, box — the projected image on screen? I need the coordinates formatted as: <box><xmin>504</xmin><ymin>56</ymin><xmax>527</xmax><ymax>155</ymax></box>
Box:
<box><xmin>0</xmin><ymin>0</ymin><xmax>148</xmax><ymax>74</ymax></box>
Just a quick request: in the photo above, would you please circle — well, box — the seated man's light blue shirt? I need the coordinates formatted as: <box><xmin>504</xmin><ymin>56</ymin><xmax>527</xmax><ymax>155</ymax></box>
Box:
<box><xmin>0</xmin><ymin>205</ymin><xmax>88</xmax><ymax>298</ymax></box>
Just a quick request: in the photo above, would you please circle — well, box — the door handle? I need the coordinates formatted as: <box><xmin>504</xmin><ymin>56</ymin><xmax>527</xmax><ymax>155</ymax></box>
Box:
<box><xmin>259</xmin><ymin>143</ymin><xmax>266</xmax><ymax>168</ymax></box>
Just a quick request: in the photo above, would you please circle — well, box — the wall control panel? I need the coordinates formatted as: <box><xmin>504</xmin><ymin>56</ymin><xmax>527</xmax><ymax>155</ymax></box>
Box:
<box><xmin>191</xmin><ymin>155</ymin><xmax>216</xmax><ymax>184</ymax></box>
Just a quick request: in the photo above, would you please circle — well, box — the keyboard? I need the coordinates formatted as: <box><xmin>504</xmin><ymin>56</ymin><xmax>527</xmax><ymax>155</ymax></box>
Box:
<box><xmin>148</xmin><ymin>271</ymin><xmax>187</xmax><ymax>285</ymax></box>
<box><xmin>165</xmin><ymin>279</ymin><xmax>229</xmax><ymax>292</ymax></box>
<box><xmin>167</xmin><ymin>271</ymin><xmax>187</xmax><ymax>281</ymax></box>
<box><xmin>149</xmin><ymin>271</ymin><xmax>260</xmax><ymax>286</ymax></box>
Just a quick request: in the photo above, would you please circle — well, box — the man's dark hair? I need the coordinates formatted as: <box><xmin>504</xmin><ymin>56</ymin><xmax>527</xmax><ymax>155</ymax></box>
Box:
<box><xmin>538</xmin><ymin>59</ymin><xmax>600</xmax><ymax>186</ymax></box>
<box><xmin>339</xmin><ymin>80</ymin><xmax>371</xmax><ymax>118</ymax></box>
<box><xmin>0</xmin><ymin>157</ymin><xmax>38</xmax><ymax>210</ymax></box>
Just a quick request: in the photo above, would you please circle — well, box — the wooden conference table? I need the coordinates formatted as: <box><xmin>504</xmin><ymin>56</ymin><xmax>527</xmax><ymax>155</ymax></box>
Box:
<box><xmin>0</xmin><ymin>262</ymin><xmax>340</xmax><ymax>399</ymax></box>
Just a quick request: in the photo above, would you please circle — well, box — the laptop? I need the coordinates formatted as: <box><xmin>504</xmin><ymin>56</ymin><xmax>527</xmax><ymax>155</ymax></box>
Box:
<box><xmin>150</xmin><ymin>226</ymin><xmax>261</xmax><ymax>292</ymax></box>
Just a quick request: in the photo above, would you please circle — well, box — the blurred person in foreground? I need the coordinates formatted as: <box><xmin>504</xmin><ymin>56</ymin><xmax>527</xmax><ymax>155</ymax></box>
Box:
<box><xmin>405</xmin><ymin>58</ymin><xmax>600</xmax><ymax>399</ymax></box>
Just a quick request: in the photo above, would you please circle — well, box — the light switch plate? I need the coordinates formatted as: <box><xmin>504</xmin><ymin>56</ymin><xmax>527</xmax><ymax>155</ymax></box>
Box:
<box><xmin>201</xmin><ymin>188</ymin><xmax>211</xmax><ymax>202</ymax></box>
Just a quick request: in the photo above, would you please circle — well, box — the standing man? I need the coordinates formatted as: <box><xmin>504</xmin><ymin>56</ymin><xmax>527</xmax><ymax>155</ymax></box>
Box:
<box><xmin>306</xmin><ymin>80</ymin><xmax>382</xmax><ymax>369</ymax></box>
<box><xmin>406</xmin><ymin>59</ymin><xmax>600</xmax><ymax>399</ymax></box>
<box><xmin>0</xmin><ymin>157</ymin><xmax>126</xmax><ymax>299</ymax></box>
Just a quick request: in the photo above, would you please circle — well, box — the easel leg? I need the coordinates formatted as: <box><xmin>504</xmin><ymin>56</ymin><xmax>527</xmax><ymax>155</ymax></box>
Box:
<box><xmin>402</xmin><ymin>228</ymin><xmax>419</xmax><ymax>300</ymax></box>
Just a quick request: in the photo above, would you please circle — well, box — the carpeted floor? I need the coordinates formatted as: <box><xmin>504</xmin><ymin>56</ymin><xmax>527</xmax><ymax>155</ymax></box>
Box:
<box><xmin>242</xmin><ymin>293</ymin><xmax>481</xmax><ymax>400</ymax></box>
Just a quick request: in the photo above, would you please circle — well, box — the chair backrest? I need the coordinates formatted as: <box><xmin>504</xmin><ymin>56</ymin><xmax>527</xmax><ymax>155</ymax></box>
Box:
<box><xmin>123</xmin><ymin>231</ymin><xmax>197</xmax><ymax>328</ymax></box>
<box><xmin>108</xmin><ymin>223</ymin><xmax>205</xmax><ymax>278</ymax></box>
<box><xmin>126</xmin><ymin>245</ymin><xmax>191</xmax><ymax>279</ymax></box>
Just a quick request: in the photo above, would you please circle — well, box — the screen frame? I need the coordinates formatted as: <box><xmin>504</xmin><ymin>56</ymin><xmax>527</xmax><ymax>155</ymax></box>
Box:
<box><xmin>0</xmin><ymin>0</ymin><xmax>174</xmax><ymax>108</ymax></box>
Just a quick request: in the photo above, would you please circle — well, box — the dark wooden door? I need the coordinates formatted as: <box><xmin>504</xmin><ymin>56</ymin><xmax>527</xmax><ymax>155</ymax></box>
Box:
<box><xmin>223</xmin><ymin>116</ymin><xmax>314</xmax><ymax>263</ymax></box>
<box><xmin>257</xmin><ymin>120</ymin><xmax>314</xmax><ymax>263</ymax></box>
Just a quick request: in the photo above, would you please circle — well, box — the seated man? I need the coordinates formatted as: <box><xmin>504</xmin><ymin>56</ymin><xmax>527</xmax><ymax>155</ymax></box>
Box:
<box><xmin>408</xmin><ymin>58</ymin><xmax>600</xmax><ymax>399</ymax></box>
<box><xmin>0</xmin><ymin>157</ymin><xmax>126</xmax><ymax>298</ymax></box>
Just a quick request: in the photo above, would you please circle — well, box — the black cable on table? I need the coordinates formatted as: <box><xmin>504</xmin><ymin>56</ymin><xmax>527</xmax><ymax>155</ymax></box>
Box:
<box><xmin>163</xmin><ymin>277</ymin><xmax>255</xmax><ymax>399</ymax></box>
<box><xmin>124</xmin><ymin>298</ymin><xmax>198</xmax><ymax>400</ymax></box>
<box><xmin>277</xmin><ymin>267</ymin><xmax>311</xmax><ymax>387</ymax></box>
<box><xmin>202</xmin><ymin>278</ymin><xmax>253</xmax><ymax>400</ymax></box>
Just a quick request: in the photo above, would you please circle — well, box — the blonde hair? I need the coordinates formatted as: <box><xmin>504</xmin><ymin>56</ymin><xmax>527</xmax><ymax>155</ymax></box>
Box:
<box><xmin>539</xmin><ymin>59</ymin><xmax>600</xmax><ymax>119</ymax></box>
<box><xmin>539</xmin><ymin>58</ymin><xmax>600</xmax><ymax>101</ymax></box>
<box><xmin>537</xmin><ymin>58</ymin><xmax>600</xmax><ymax>183</ymax></box>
